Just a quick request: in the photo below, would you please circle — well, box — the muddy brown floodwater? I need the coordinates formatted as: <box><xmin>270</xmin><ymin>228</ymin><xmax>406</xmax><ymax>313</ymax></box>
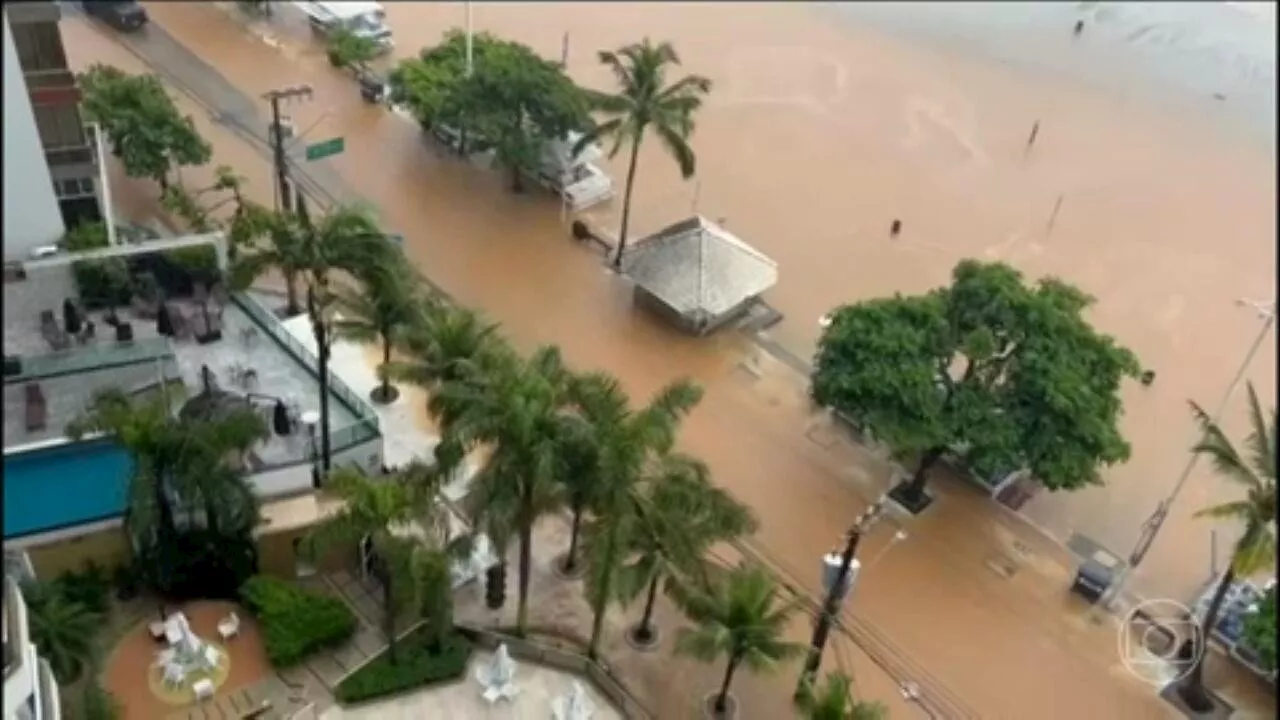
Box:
<box><xmin>68</xmin><ymin>2</ymin><xmax>1276</xmax><ymax>716</ymax></box>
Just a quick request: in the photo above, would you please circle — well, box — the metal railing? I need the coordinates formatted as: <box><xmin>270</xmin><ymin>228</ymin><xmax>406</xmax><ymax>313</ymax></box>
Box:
<box><xmin>4</xmin><ymin>337</ymin><xmax>174</xmax><ymax>384</ymax></box>
<box><xmin>231</xmin><ymin>292</ymin><xmax>381</xmax><ymax>449</ymax></box>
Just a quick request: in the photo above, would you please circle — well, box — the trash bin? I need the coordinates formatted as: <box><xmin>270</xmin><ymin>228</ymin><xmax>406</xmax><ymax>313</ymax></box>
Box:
<box><xmin>1071</xmin><ymin>557</ymin><xmax>1115</xmax><ymax>604</ymax></box>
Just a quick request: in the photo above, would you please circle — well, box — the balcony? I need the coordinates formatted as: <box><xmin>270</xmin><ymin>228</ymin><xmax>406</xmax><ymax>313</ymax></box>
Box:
<box><xmin>43</xmin><ymin>146</ymin><xmax>94</xmax><ymax>169</ymax></box>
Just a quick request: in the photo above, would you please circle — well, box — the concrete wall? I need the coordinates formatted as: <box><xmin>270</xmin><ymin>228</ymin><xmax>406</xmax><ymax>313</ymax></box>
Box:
<box><xmin>2</xmin><ymin>14</ymin><xmax>65</xmax><ymax>262</ymax></box>
<box><xmin>25</xmin><ymin>525</ymin><xmax>131</xmax><ymax>580</ymax></box>
<box><xmin>249</xmin><ymin>434</ymin><xmax>383</xmax><ymax>497</ymax></box>
<box><xmin>257</xmin><ymin>528</ymin><xmax>356</xmax><ymax>579</ymax></box>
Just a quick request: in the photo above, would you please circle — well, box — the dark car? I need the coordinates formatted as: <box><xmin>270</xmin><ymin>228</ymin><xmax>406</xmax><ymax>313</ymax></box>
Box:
<box><xmin>82</xmin><ymin>1</ymin><xmax>149</xmax><ymax>32</ymax></box>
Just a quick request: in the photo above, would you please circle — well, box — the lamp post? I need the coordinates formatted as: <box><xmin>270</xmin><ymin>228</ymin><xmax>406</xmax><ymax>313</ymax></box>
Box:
<box><xmin>301</xmin><ymin>410</ymin><xmax>321</xmax><ymax>489</ymax></box>
<box><xmin>796</xmin><ymin>496</ymin><xmax>889</xmax><ymax>697</ymax></box>
<box><xmin>1105</xmin><ymin>298</ymin><xmax>1275</xmax><ymax>608</ymax></box>
<box><xmin>900</xmin><ymin>681</ymin><xmax>938</xmax><ymax>719</ymax></box>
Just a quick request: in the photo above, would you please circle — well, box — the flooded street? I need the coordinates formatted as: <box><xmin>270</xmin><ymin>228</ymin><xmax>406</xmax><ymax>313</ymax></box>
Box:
<box><xmin>65</xmin><ymin>2</ymin><xmax>1277</xmax><ymax>716</ymax></box>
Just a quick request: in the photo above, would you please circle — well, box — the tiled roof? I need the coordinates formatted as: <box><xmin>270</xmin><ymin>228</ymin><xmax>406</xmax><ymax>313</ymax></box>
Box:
<box><xmin>622</xmin><ymin>215</ymin><xmax>777</xmax><ymax>318</ymax></box>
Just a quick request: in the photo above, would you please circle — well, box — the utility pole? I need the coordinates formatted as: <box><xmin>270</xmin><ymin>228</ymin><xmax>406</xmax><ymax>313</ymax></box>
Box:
<box><xmin>796</xmin><ymin>496</ymin><xmax>888</xmax><ymax>697</ymax></box>
<box><xmin>1105</xmin><ymin>298</ymin><xmax>1275</xmax><ymax>608</ymax></box>
<box><xmin>261</xmin><ymin>85</ymin><xmax>314</xmax><ymax>214</ymax></box>
<box><xmin>464</xmin><ymin>1</ymin><xmax>474</xmax><ymax>77</ymax></box>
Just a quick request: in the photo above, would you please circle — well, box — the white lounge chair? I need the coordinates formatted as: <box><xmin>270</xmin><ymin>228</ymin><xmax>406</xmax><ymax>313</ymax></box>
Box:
<box><xmin>217</xmin><ymin>612</ymin><xmax>240</xmax><ymax>641</ymax></box>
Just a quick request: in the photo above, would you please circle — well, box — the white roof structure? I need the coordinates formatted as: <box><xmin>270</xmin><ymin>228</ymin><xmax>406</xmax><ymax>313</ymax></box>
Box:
<box><xmin>622</xmin><ymin>215</ymin><xmax>777</xmax><ymax>319</ymax></box>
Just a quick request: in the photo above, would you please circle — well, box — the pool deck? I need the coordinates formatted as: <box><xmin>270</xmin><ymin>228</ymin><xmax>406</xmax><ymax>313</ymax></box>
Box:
<box><xmin>3</xmin><ymin>262</ymin><xmax>359</xmax><ymax>461</ymax></box>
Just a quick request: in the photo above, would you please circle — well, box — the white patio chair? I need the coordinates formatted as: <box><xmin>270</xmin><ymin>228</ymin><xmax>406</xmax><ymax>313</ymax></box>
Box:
<box><xmin>193</xmin><ymin>678</ymin><xmax>215</xmax><ymax>702</ymax></box>
<box><xmin>217</xmin><ymin>612</ymin><xmax>240</xmax><ymax>641</ymax></box>
<box><xmin>204</xmin><ymin>645</ymin><xmax>220</xmax><ymax>668</ymax></box>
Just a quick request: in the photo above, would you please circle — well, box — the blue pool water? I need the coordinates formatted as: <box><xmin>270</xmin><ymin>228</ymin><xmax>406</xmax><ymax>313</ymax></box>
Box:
<box><xmin>3</xmin><ymin>440</ymin><xmax>133</xmax><ymax>539</ymax></box>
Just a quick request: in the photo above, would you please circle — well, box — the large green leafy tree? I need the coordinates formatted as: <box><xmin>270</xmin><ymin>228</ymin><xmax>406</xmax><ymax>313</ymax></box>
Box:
<box><xmin>79</xmin><ymin>64</ymin><xmax>212</xmax><ymax>195</ymax></box>
<box><xmin>795</xmin><ymin>672</ymin><xmax>888</xmax><ymax>720</ymax></box>
<box><xmin>569</xmin><ymin>372</ymin><xmax>704</xmax><ymax>659</ymax></box>
<box><xmin>333</xmin><ymin>260</ymin><xmax>423</xmax><ymax>404</ymax></box>
<box><xmin>674</xmin><ymin>562</ymin><xmax>805</xmax><ymax>715</ymax></box>
<box><xmin>233</xmin><ymin>200</ymin><xmax>396</xmax><ymax>472</ymax></box>
<box><xmin>390</xmin><ymin>31</ymin><xmax>589</xmax><ymax>191</ymax></box>
<box><xmin>574</xmin><ymin>39</ymin><xmax>712</xmax><ymax>268</ymax></box>
<box><xmin>67</xmin><ymin>387</ymin><xmax>267</xmax><ymax>599</ymax></box>
<box><xmin>813</xmin><ymin>259</ymin><xmax>1143</xmax><ymax>511</ymax></box>
<box><xmin>1176</xmin><ymin>383</ymin><xmax>1276</xmax><ymax>711</ymax></box>
<box><xmin>432</xmin><ymin>347</ymin><xmax>574</xmax><ymax>636</ymax></box>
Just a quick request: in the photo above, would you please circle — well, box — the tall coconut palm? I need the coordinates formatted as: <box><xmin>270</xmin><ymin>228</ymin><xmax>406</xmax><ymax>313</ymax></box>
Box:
<box><xmin>573</xmin><ymin>38</ymin><xmax>712</xmax><ymax>269</ymax></box>
<box><xmin>333</xmin><ymin>260</ymin><xmax>422</xmax><ymax>404</ymax></box>
<box><xmin>555</xmin><ymin>417</ymin><xmax>605</xmax><ymax>576</ymax></box>
<box><xmin>228</xmin><ymin>207</ymin><xmax>310</xmax><ymax>316</ymax></box>
<box><xmin>20</xmin><ymin>581</ymin><xmax>100</xmax><ymax>683</ymax></box>
<box><xmin>621</xmin><ymin>457</ymin><xmax>757</xmax><ymax>648</ymax></box>
<box><xmin>674</xmin><ymin>562</ymin><xmax>805</xmax><ymax>716</ymax></box>
<box><xmin>431</xmin><ymin>346</ymin><xmax>573</xmax><ymax>635</ymax></box>
<box><xmin>303</xmin><ymin>466</ymin><xmax>445</xmax><ymax>663</ymax></box>
<box><xmin>795</xmin><ymin>672</ymin><xmax>888</xmax><ymax>720</ymax></box>
<box><xmin>1177</xmin><ymin>382</ymin><xmax>1276</xmax><ymax>712</ymax></box>
<box><xmin>570</xmin><ymin>371</ymin><xmax>704</xmax><ymax>659</ymax></box>
<box><xmin>236</xmin><ymin>199</ymin><xmax>396</xmax><ymax>474</ymax></box>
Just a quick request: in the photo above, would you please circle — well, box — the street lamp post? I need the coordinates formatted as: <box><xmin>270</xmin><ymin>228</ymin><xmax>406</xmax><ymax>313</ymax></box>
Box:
<box><xmin>1105</xmin><ymin>298</ymin><xmax>1275</xmax><ymax>608</ymax></box>
<box><xmin>900</xmin><ymin>681</ymin><xmax>938</xmax><ymax>719</ymax></box>
<box><xmin>301</xmin><ymin>410</ymin><xmax>321</xmax><ymax>489</ymax></box>
<box><xmin>796</xmin><ymin>496</ymin><xmax>889</xmax><ymax>697</ymax></box>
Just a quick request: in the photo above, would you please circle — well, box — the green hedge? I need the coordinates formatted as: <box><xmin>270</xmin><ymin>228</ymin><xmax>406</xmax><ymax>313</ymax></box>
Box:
<box><xmin>239</xmin><ymin>576</ymin><xmax>357</xmax><ymax>667</ymax></box>
<box><xmin>335</xmin><ymin>627</ymin><xmax>472</xmax><ymax>704</ymax></box>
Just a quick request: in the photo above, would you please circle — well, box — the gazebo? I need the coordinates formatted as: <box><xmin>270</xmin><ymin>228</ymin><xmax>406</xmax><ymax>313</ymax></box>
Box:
<box><xmin>621</xmin><ymin>215</ymin><xmax>778</xmax><ymax>336</ymax></box>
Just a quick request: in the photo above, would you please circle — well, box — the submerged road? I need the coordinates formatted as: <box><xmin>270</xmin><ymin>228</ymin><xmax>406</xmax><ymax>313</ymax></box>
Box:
<box><xmin>63</xmin><ymin>2</ymin><xmax>1275</xmax><ymax>717</ymax></box>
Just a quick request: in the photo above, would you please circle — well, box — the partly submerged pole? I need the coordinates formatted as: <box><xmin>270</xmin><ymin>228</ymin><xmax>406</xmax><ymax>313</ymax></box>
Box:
<box><xmin>465</xmin><ymin>1</ymin><xmax>474</xmax><ymax>77</ymax></box>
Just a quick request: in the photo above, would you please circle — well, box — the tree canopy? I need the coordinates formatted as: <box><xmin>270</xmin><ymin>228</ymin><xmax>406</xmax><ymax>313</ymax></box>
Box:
<box><xmin>389</xmin><ymin>31</ymin><xmax>589</xmax><ymax>189</ymax></box>
<box><xmin>1244</xmin><ymin>585</ymin><xmax>1277</xmax><ymax>671</ymax></box>
<box><xmin>79</xmin><ymin>64</ymin><xmax>212</xmax><ymax>193</ymax></box>
<box><xmin>813</xmin><ymin>259</ymin><xmax>1143</xmax><ymax>500</ymax></box>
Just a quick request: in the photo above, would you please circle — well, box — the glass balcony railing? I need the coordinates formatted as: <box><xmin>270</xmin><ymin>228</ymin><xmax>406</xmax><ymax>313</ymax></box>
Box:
<box><xmin>5</xmin><ymin>337</ymin><xmax>174</xmax><ymax>384</ymax></box>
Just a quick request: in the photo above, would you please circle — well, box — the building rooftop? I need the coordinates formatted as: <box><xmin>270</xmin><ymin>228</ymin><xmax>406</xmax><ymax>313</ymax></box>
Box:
<box><xmin>621</xmin><ymin>215</ymin><xmax>778</xmax><ymax>318</ymax></box>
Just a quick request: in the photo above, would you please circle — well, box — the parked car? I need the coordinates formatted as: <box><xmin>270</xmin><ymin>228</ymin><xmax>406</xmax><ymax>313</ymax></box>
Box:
<box><xmin>82</xmin><ymin>1</ymin><xmax>149</xmax><ymax>32</ymax></box>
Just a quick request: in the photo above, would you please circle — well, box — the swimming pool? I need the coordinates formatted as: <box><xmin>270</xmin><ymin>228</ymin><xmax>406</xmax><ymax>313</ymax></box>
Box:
<box><xmin>3</xmin><ymin>440</ymin><xmax>133</xmax><ymax>540</ymax></box>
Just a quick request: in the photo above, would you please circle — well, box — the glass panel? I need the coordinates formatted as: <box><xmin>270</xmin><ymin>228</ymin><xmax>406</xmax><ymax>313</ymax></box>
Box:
<box><xmin>7</xmin><ymin>337</ymin><xmax>173</xmax><ymax>382</ymax></box>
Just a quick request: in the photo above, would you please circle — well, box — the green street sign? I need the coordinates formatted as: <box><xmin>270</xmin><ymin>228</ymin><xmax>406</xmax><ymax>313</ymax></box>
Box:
<box><xmin>305</xmin><ymin>137</ymin><xmax>345</xmax><ymax>162</ymax></box>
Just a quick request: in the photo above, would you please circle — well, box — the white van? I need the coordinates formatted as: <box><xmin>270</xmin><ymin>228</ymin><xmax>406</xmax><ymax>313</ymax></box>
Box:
<box><xmin>291</xmin><ymin>1</ymin><xmax>394</xmax><ymax>52</ymax></box>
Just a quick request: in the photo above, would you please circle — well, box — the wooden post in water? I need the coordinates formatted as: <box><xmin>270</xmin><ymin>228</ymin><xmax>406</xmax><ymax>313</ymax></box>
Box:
<box><xmin>1046</xmin><ymin>194</ymin><xmax>1064</xmax><ymax>238</ymax></box>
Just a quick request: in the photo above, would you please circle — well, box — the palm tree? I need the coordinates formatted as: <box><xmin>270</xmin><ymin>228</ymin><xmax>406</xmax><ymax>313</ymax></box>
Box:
<box><xmin>431</xmin><ymin>347</ymin><xmax>573</xmax><ymax>636</ymax></box>
<box><xmin>795</xmin><ymin>672</ymin><xmax>888</xmax><ymax>720</ymax></box>
<box><xmin>555</xmin><ymin>418</ymin><xmax>603</xmax><ymax>576</ymax></box>
<box><xmin>236</xmin><ymin>199</ymin><xmax>396</xmax><ymax>474</ymax></box>
<box><xmin>334</xmin><ymin>261</ymin><xmax>422</xmax><ymax>404</ymax></box>
<box><xmin>621</xmin><ymin>457</ymin><xmax>757</xmax><ymax>648</ymax></box>
<box><xmin>674</xmin><ymin>562</ymin><xmax>805</xmax><ymax>717</ymax></box>
<box><xmin>1177</xmin><ymin>382</ymin><xmax>1276</xmax><ymax>712</ymax></box>
<box><xmin>304</xmin><ymin>465</ymin><xmax>448</xmax><ymax>663</ymax></box>
<box><xmin>573</xmin><ymin>38</ymin><xmax>712</xmax><ymax>269</ymax></box>
<box><xmin>228</xmin><ymin>207</ymin><xmax>310</xmax><ymax>316</ymax></box>
<box><xmin>570</xmin><ymin>372</ymin><xmax>704</xmax><ymax>659</ymax></box>
<box><xmin>20</xmin><ymin>581</ymin><xmax>100</xmax><ymax>683</ymax></box>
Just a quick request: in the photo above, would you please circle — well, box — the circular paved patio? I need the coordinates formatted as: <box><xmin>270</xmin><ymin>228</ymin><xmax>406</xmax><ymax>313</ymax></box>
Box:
<box><xmin>103</xmin><ymin>600</ymin><xmax>271</xmax><ymax>719</ymax></box>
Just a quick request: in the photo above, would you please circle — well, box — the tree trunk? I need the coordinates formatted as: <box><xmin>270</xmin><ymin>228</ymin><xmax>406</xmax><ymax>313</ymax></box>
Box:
<box><xmin>903</xmin><ymin>446</ymin><xmax>947</xmax><ymax>502</ymax></box>
<box><xmin>613</xmin><ymin>133</ymin><xmax>644</xmax><ymax>270</ymax></box>
<box><xmin>564</xmin><ymin>500</ymin><xmax>583</xmax><ymax>572</ymax></box>
<box><xmin>1178</xmin><ymin>566</ymin><xmax>1237</xmax><ymax>711</ymax></box>
<box><xmin>382</xmin><ymin>571</ymin><xmax>398</xmax><ymax>665</ymax></box>
<box><xmin>588</xmin><ymin>525</ymin><xmax>620</xmax><ymax>660</ymax></box>
<box><xmin>311</xmin><ymin>302</ymin><xmax>332</xmax><ymax>473</ymax></box>
<box><xmin>380</xmin><ymin>335</ymin><xmax>393</xmax><ymax>400</ymax></box>
<box><xmin>516</xmin><ymin>518</ymin><xmax>533</xmax><ymax>637</ymax></box>
<box><xmin>284</xmin><ymin>272</ymin><xmax>300</xmax><ymax>316</ymax></box>
<box><xmin>636</xmin><ymin>573</ymin><xmax>661</xmax><ymax>641</ymax></box>
<box><xmin>715</xmin><ymin>653</ymin><xmax>741</xmax><ymax>714</ymax></box>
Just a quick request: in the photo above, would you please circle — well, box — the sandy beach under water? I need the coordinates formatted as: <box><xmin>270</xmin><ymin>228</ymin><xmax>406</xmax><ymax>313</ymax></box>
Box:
<box><xmin>92</xmin><ymin>0</ymin><xmax>1276</xmax><ymax>631</ymax></box>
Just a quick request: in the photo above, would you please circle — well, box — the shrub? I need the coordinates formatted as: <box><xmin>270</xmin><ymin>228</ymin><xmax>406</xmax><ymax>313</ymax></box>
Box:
<box><xmin>240</xmin><ymin>576</ymin><xmax>358</xmax><ymax>667</ymax></box>
<box><xmin>56</xmin><ymin>561</ymin><xmax>113</xmax><ymax>617</ymax></box>
<box><xmin>113</xmin><ymin>563</ymin><xmax>141</xmax><ymax>601</ymax></box>
<box><xmin>334</xmin><ymin>627</ymin><xmax>472</xmax><ymax>704</ymax></box>
<box><xmin>82</xmin><ymin>682</ymin><xmax>122</xmax><ymax>720</ymax></box>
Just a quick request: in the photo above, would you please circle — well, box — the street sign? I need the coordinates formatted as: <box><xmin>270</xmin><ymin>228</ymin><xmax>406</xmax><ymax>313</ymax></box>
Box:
<box><xmin>305</xmin><ymin>137</ymin><xmax>345</xmax><ymax>162</ymax></box>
